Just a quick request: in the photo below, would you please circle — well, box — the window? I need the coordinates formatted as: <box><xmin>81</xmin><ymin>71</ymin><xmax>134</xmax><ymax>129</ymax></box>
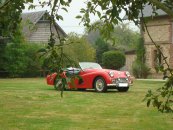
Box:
<box><xmin>153</xmin><ymin>49</ymin><xmax>162</xmax><ymax>67</ymax></box>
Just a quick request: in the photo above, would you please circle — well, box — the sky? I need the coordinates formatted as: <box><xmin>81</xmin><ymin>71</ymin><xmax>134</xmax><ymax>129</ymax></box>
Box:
<box><xmin>24</xmin><ymin>1</ymin><xmax>139</xmax><ymax>34</ymax></box>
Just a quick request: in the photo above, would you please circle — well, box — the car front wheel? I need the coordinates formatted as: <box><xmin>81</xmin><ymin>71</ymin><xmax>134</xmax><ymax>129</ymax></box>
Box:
<box><xmin>94</xmin><ymin>77</ymin><xmax>107</xmax><ymax>92</ymax></box>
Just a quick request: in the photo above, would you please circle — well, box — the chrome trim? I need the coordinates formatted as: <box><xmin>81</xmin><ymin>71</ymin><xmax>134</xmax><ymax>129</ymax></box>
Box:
<box><xmin>107</xmin><ymin>84</ymin><xmax>117</xmax><ymax>86</ymax></box>
<box><xmin>107</xmin><ymin>83</ymin><xmax>130</xmax><ymax>87</ymax></box>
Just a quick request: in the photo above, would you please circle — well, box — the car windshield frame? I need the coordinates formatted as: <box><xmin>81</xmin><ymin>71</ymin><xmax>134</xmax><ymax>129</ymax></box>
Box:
<box><xmin>79</xmin><ymin>62</ymin><xmax>102</xmax><ymax>70</ymax></box>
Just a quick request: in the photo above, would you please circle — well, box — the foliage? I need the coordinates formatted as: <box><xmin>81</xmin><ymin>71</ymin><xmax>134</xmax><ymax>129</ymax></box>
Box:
<box><xmin>4</xmin><ymin>42</ymin><xmax>28</xmax><ymax>77</ymax></box>
<box><xmin>86</xmin><ymin>30</ymin><xmax>100</xmax><ymax>44</ymax></box>
<box><xmin>94</xmin><ymin>38</ymin><xmax>109</xmax><ymax>65</ymax></box>
<box><xmin>64</xmin><ymin>33</ymin><xmax>95</xmax><ymax>63</ymax></box>
<box><xmin>136</xmin><ymin>38</ymin><xmax>145</xmax><ymax>63</ymax></box>
<box><xmin>86</xmin><ymin>22</ymin><xmax>140</xmax><ymax>65</ymax></box>
<box><xmin>0</xmin><ymin>40</ymin><xmax>7</xmax><ymax>71</ymax></box>
<box><xmin>86</xmin><ymin>21</ymin><xmax>140</xmax><ymax>50</ymax></box>
<box><xmin>132</xmin><ymin>38</ymin><xmax>150</xmax><ymax>78</ymax></box>
<box><xmin>77</xmin><ymin>0</ymin><xmax>173</xmax><ymax>40</ymax></box>
<box><xmin>22</xmin><ymin>43</ymin><xmax>45</xmax><ymax>77</ymax></box>
<box><xmin>2</xmin><ymin>23</ymin><xmax>43</xmax><ymax>77</ymax></box>
<box><xmin>111</xmin><ymin>23</ymin><xmax>140</xmax><ymax>50</ymax></box>
<box><xmin>85</xmin><ymin>27</ymin><xmax>101</xmax><ymax>44</ymax></box>
<box><xmin>0</xmin><ymin>0</ymin><xmax>32</xmax><ymax>37</ymax></box>
<box><xmin>4</xmin><ymin>42</ymin><xmax>44</xmax><ymax>77</ymax></box>
<box><xmin>102</xmin><ymin>51</ymin><xmax>125</xmax><ymax>70</ymax></box>
<box><xmin>132</xmin><ymin>61</ymin><xmax>150</xmax><ymax>79</ymax></box>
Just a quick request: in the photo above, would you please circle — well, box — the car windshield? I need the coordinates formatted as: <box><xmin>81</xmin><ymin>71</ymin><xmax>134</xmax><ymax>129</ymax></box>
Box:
<box><xmin>79</xmin><ymin>62</ymin><xmax>102</xmax><ymax>70</ymax></box>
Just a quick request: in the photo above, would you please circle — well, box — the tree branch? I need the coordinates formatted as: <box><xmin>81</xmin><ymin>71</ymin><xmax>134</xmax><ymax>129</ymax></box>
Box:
<box><xmin>0</xmin><ymin>0</ymin><xmax>12</xmax><ymax>10</ymax></box>
<box><xmin>148</xmin><ymin>0</ymin><xmax>173</xmax><ymax>18</ymax></box>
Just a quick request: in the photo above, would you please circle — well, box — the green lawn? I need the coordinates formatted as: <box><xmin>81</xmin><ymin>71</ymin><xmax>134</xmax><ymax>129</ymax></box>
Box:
<box><xmin>0</xmin><ymin>78</ymin><xmax>172</xmax><ymax>130</ymax></box>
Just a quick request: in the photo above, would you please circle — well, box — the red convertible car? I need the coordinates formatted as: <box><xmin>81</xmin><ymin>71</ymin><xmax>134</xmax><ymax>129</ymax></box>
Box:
<box><xmin>46</xmin><ymin>62</ymin><xmax>132</xmax><ymax>92</ymax></box>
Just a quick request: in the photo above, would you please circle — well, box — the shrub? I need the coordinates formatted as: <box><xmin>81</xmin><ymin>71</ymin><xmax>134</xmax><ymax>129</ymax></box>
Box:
<box><xmin>132</xmin><ymin>61</ymin><xmax>150</xmax><ymax>78</ymax></box>
<box><xmin>132</xmin><ymin>38</ymin><xmax>150</xmax><ymax>78</ymax></box>
<box><xmin>4</xmin><ymin>42</ymin><xmax>44</xmax><ymax>77</ymax></box>
<box><xmin>102</xmin><ymin>51</ymin><xmax>125</xmax><ymax>70</ymax></box>
<box><xmin>95</xmin><ymin>38</ymin><xmax>109</xmax><ymax>64</ymax></box>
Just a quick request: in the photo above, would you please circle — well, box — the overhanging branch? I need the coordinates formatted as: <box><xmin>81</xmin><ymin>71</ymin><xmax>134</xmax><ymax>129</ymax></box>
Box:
<box><xmin>148</xmin><ymin>0</ymin><xmax>173</xmax><ymax>18</ymax></box>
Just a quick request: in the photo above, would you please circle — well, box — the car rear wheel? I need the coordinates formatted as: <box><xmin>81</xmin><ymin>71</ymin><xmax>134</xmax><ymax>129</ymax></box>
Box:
<box><xmin>117</xmin><ymin>87</ymin><xmax>129</xmax><ymax>92</ymax></box>
<box><xmin>94</xmin><ymin>77</ymin><xmax>107</xmax><ymax>92</ymax></box>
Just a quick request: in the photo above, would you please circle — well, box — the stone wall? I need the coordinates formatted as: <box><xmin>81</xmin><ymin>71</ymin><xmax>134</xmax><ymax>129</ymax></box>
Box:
<box><xmin>125</xmin><ymin>53</ymin><xmax>136</xmax><ymax>74</ymax></box>
<box><xmin>145</xmin><ymin>43</ymin><xmax>172</xmax><ymax>72</ymax></box>
<box><xmin>143</xmin><ymin>16</ymin><xmax>172</xmax><ymax>44</ymax></box>
<box><xmin>142</xmin><ymin>16</ymin><xmax>173</xmax><ymax>78</ymax></box>
<box><xmin>122</xmin><ymin>50</ymin><xmax>136</xmax><ymax>75</ymax></box>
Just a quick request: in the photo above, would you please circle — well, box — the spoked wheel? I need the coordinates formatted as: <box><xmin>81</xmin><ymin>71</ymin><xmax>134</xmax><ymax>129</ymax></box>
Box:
<box><xmin>94</xmin><ymin>77</ymin><xmax>107</xmax><ymax>92</ymax></box>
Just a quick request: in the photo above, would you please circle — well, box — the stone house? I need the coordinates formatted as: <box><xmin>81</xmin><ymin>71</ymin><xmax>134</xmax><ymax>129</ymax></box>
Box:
<box><xmin>22</xmin><ymin>11</ymin><xmax>67</xmax><ymax>43</ymax></box>
<box><xmin>141</xmin><ymin>5</ymin><xmax>173</xmax><ymax>78</ymax></box>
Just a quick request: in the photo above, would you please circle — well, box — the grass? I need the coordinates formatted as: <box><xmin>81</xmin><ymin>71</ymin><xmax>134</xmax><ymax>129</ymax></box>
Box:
<box><xmin>0</xmin><ymin>78</ymin><xmax>172</xmax><ymax>130</ymax></box>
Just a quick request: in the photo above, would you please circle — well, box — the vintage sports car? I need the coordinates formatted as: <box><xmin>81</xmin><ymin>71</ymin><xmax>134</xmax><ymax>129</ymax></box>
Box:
<box><xmin>46</xmin><ymin>62</ymin><xmax>132</xmax><ymax>92</ymax></box>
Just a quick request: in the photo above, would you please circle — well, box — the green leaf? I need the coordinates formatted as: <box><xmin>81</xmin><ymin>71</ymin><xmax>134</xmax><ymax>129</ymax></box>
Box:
<box><xmin>56</xmin><ymin>15</ymin><xmax>63</xmax><ymax>21</ymax></box>
<box><xmin>76</xmin><ymin>15</ymin><xmax>82</xmax><ymax>19</ymax></box>
<box><xmin>97</xmin><ymin>11</ymin><xmax>101</xmax><ymax>17</ymax></box>
<box><xmin>37</xmin><ymin>48</ymin><xmax>47</xmax><ymax>53</ymax></box>
<box><xmin>61</xmin><ymin>7</ymin><xmax>68</xmax><ymax>12</ymax></box>
<box><xmin>60</xmin><ymin>0</ymin><xmax>65</xmax><ymax>5</ymax></box>
<box><xmin>147</xmin><ymin>99</ymin><xmax>151</xmax><ymax>107</ymax></box>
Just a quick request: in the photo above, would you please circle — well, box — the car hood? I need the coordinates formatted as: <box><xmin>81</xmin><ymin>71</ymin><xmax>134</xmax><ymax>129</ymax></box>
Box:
<box><xmin>83</xmin><ymin>68</ymin><xmax>127</xmax><ymax>78</ymax></box>
<box><xmin>102</xmin><ymin>69</ymin><xmax>127</xmax><ymax>78</ymax></box>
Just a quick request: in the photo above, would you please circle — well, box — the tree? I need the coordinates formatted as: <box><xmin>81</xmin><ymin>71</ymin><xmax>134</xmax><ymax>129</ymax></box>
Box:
<box><xmin>111</xmin><ymin>23</ymin><xmax>140</xmax><ymax>50</ymax></box>
<box><xmin>132</xmin><ymin>38</ymin><xmax>150</xmax><ymax>78</ymax></box>
<box><xmin>95</xmin><ymin>38</ymin><xmax>109</xmax><ymax>64</ymax></box>
<box><xmin>102</xmin><ymin>51</ymin><xmax>125</xmax><ymax>70</ymax></box>
<box><xmin>4</xmin><ymin>42</ymin><xmax>45</xmax><ymax>77</ymax></box>
<box><xmin>0</xmin><ymin>0</ymin><xmax>28</xmax><ymax>38</ymax></box>
<box><xmin>85</xmin><ymin>30</ymin><xmax>100</xmax><ymax>44</ymax></box>
<box><xmin>64</xmin><ymin>33</ymin><xmax>95</xmax><ymax>63</ymax></box>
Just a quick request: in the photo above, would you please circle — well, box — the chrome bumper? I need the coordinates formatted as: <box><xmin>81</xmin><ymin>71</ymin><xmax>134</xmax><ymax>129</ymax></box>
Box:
<box><xmin>107</xmin><ymin>82</ymin><xmax>130</xmax><ymax>87</ymax></box>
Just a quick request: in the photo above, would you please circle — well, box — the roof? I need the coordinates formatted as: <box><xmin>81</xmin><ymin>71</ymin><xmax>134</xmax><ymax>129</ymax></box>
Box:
<box><xmin>123</xmin><ymin>4</ymin><xmax>167</xmax><ymax>19</ymax></box>
<box><xmin>139</xmin><ymin>4</ymin><xmax>167</xmax><ymax>18</ymax></box>
<box><xmin>22</xmin><ymin>10</ymin><xmax>47</xmax><ymax>24</ymax></box>
<box><xmin>22</xmin><ymin>11</ymin><xmax>67</xmax><ymax>37</ymax></box>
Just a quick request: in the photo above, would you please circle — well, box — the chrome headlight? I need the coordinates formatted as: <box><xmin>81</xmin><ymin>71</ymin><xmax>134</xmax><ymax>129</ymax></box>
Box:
<box><xmin>109</xmin><ymin>71</ymin><xmax>114</xmax><ymax>77</ymax></box>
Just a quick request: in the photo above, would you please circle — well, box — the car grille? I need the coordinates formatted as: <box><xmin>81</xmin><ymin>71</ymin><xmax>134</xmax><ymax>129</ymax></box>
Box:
<box><xmin>112</xmin><ymin>78</ymin><xmax>128</xmax><ymax>84</ymax></box>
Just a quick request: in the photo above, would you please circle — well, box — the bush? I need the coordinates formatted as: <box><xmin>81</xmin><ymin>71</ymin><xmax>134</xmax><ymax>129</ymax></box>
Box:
<box><xmin>102</xmin><ymin>51</ymin><xmax>125</xmax><ymax>70</ymax></box>
<box><xmin>95</xmin><ymin>38</ymin><xmax>109</xmax><ymax>64</ymax></box>
<box><xmin>132</xmin><ymin>61</ymin><xmax>150</xmax><ymax>78</ymax></box>
<box><xmin>4</xmin><ymin>42</ymin><xmax>44</xmax><ymax>77</ymax></box>
<box><xmin>132</xmin><ymin>37</ymin><xmax>150</xmax><ymax>78</ymax></box>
